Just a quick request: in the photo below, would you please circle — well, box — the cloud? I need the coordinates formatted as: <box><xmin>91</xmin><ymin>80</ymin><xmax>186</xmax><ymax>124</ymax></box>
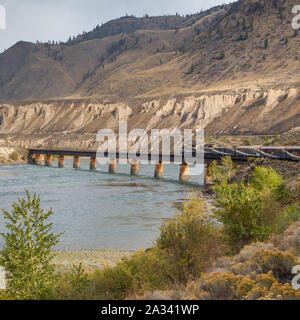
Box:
<box><xmin>0</xmin><ymin>0</ymin><xmax>229</xmax><ymax>52</ymax></box>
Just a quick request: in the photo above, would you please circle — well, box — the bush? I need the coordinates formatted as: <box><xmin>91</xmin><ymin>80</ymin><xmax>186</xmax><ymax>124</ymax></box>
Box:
<box><xmin>212</xmin><ymin>166</ymin><xmax>296</xmax><ymax>252</ymax></box>
<box><xmin>9</xmin><ymin>151</ymin><xmax>20</xmax><ymax>161</ymax></box>
<box><xmin>178</xmin><ymin>270</ymin><xmax>300</xmax><ymax>300</ymax></box>
<box><xmin>92</xmin><ymin>264</ymin><xmax>133</xmax><ymax>299</ymax></box>
<box><xmin>157</xmin><ymin>194</ymin><xmax>225</xmax><ymax>283</ymax></box>
<box><xmin>251</xmin><ymin>249</ymin><xmax>296</xmax><ymax>281</ymax></box>
<box><xmin>250</xmin><ymin>167</ymin><xmax>283</xmax><ymax>194</ymax></box>
<box><xmin>196</xmin><ymin>272</ymin><xmax>256</xmax><ymax>300</ymax></box>
<box><xmin>91</xmin><ymin>248</ymin><xmax>170</xmax><ymax>299</ymax></box>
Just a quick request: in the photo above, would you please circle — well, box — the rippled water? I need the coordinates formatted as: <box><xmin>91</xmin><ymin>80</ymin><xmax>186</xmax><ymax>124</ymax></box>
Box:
<box><xmin>0</xmin><ymin>159</ymin><xmax>203</xmax><ymax>250</ymax></box>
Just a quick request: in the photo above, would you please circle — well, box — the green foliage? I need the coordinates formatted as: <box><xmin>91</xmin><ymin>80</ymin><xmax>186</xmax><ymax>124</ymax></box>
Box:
<box><xmin>250</xmin><ymin>17</ymin><xmax>254</xmax><ymax>31</ymax></box>
<box><xmin>91</xmin><ymin>248</ymin><xmax>169</xmax><ymax>299</ymax></box>
<box><xmin>250</xmin><ymin>167</ymin><xmax>283</xmax><ymax>193</ymax></box>
<box><xmin>244</xmin><ymin>138</ymin><xmax>253</xmax><ymax>146</ymax></box>
<box><xmin>209</xmin><ymin>157</ymin><xmax>236</xmax><ymax>184</ymax></box>
<box><xmin>69</xmin><ymin>263</ymin><xmax>90</xmax><ymax>294</ymax></box>
<box><xmin>157</xmin><ymin>194</ymin><xmax>224</xmax><ymax>283</ymax></box>
<box><xmin>264</xmin><ymin>37</ymin><xmax>269</xmax><ymax>49</ymax></box>
<box><xmin>217</xmin><ymin>49</ymin><xmax>225</xmax><ymax>60</ymax></box>
<box><xmin>92</xmin><ymin>264</ymin><xmax>132</xmax><ymax>299</ymax></box>
<box><xmin>212</xmin><ymin>166</ymin><xmax>296</xmax><ymax>252</ymax></box>
<box><xmin>0</xmin><ymin>190</ymin><xmax>62</xmax><ymax>299</ymax></box>
<box><xmin>242</xmin><ymin>18</ymin><xmax>246</xmax><ymax>30</ymax></box>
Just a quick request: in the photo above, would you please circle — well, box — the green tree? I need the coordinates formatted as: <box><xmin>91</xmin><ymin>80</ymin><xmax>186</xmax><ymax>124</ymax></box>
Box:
<box><xmin>0</xmin><ymin>190</ymin><xmax>62</xmax><ymax>299</ymax></box>
<box><xmin>242</xmin><ymin>18</ymin><xmax>246</xmax><ymax>30</ymax></box>
<box><xmin>264</xmin><ymin>37</ymin><xmax>269</xmax><ymax>49</ymax></box>
<box><xmin>250</xmin><ymin>17</ymin><xmax>254</xmax><ymax>31</ymax></box>
<box><xmin>217</xmin><ymin>49</ymin><xmax>225</xmax><ymax>60</ymax></box>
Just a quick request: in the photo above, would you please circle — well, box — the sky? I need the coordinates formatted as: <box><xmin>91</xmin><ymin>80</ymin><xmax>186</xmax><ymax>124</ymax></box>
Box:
<box><xmin>0</xmin><ymin>0</ymin><xmax>231</xmax><ymax>53</ymax></box>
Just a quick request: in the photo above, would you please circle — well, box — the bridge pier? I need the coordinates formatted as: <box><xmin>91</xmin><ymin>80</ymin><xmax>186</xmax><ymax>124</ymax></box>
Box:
<box><xmin>154</xmin><ymin>162</ymin><xmax>163</xmax><ymax>178</ymax></box>
<box><xmin>58</xmin><ymin>155</ymin><xmax>65</xmax><ymax>168</ymax></box>
<box><xmin>109</xmin><ymin>161</ymin><xmax>117</xmax><ymax>174</ymax></box>
<box><xmin>204</xmin><ymin>165</ymin><xmax>211</xmax><ymax>185</ymax></box>
<box><xmin>131</xmin><ymin>163</ymin><xmax>139</xmax><ymax>176</ymax></box>
<box><xmin>179</xmin><ymin>163</ymin><xmax>189</xmax><ymax>181</ymax></box>
<box><xmin>35</xmin><ymin>154</ymin><xmax>43</xmax><ymax>166</ymax></box>
<box><xmin>90</xmin><ymin>157</ymin><xmax>97</xmax><ymax>170</ymax></box>
<box><xmin>45</xmin><ymin>155</ymin><xmax>52</xmax><ymax>167</ymax></box>
<box><xmin>29</xmin><ymin>153</ymin><xmax>36</xmax><ymax>164</ymax></box>
<box><xmin>73</xmin><ymin>156</ymin><xmax>80</xmax><ymax>169</ymax></box>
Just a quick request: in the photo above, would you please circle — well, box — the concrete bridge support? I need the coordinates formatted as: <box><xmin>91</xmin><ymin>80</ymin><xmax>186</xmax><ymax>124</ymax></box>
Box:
<box><xmin>35</xmin><ymin>154</ymin><xmax>43</xmax><ymax>166</ymax></box>
<box><xmin>131</xmin><ymin>163</ymin><xmax>139</xmax><ymax>176</ymax></box>
<box><xmin>204</xmin><ymin>165</ymin><xmax>211</xmax><ymax>185</ymax></box>
<box><xmin>73</xmin><ymin>156</ymin><xmax>80</xmax><ymax>169</ymax></box>
<box><xmin>179</xmin><ymin>163</ymin><xmax>189</xmax><ymax>181</ymax></box>
<box><xmin>29</xmin><ymin>153</ymin><xmax>36</xmax><ymax>164</ymax></box>
<box><xmin>45</xmin><ymin>155</ymin><xmax>52</xmax><ymax>167</ymax></box>
<box><xmin>109</xmin><ymin>161</ymin><xmax>117</xmax><ymax>174</ymax></box>
<box><xmin>154</xmin><ymin>163</ymin><xmax>163</xmax><ymax>178</ymax></box>
<box><xmin>90</xmin><ymin>157</ymin><xmax>97</xmax><ymax>170</ymax></box>
<box><xmin>58</xmin><ymin>156</ymin><xmax>65</xmax><ymax>168</ymax></box>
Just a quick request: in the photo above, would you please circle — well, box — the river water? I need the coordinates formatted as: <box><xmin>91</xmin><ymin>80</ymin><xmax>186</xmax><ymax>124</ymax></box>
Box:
<box><xmin>0</xmin><ymin>159</ymin><xmax>203</xmax><ymax>250</ymax></box>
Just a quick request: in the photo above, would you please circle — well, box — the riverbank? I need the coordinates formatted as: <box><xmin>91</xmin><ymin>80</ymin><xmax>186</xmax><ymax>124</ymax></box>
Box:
<box><xmin>53</xmin><ymin>249</ymin><xmax>135</xmax><ymax>273</ymax></box>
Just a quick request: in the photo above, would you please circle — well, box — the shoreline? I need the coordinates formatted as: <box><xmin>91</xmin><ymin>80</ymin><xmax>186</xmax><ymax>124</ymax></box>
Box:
<box><xmin>0</xmin><ymin>160</ymin><xmax>27</xmax><ymax>166</ymax></box>
<box><xmin>53</xmin><ymin>249</ymin><xmax>135</xmax><ymax>273</ymax></box>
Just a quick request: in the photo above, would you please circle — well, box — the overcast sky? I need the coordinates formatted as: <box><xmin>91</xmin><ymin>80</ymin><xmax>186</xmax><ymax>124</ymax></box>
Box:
<box><xmin>0</xmin><ymin>0</ymin><xmax>231</xmax><ymax>53</ymax></box>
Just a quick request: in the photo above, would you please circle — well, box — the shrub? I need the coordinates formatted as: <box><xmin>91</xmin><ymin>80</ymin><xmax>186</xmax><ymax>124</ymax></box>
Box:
<box><xmin>179</xmin><ymin>270</ymin><xmax>300</xmax><ymax>300</ymax></box>
<box><xmin>0</xmin><ymin>190</ymin><xmax>62</xmax><ymax>299</ymax></box>
<box><xmin>9</xmin><ymin>151</ymin><xmax>20</xmax><ymax>161</ymax></box>
<box><xmin>209</xmin><ymin>157</ymin><xmax>236</xmax><ymax>183</ymax></box>
<box><xmin>92</xmin><ymin>263</ymin><xmax>132</xmax><ymax>299</ymax></box>
<box><xmin>250</xmin><ymin>166</ymin><xmax>283</xmax><ymax>194</ymax></box>
<box><xmin>56</xmin><ymin>263</ymin><xmax>92</xmax><ymax>300</ymax></box>
<box><xmin>213</xmin><ymin>166</ymin><xmax>296</xmax><ymax>252</ymax></box>
<box><xmin>91</xmin><ymin>248</ymin><xmax>170</xmax><ymax>299</ymax></box>
<box><xmin>196</xmin><ymin>272</ymin><xmax>256</xmax><ymax>300</ymax></box>
<box><xmin>157</xmin><ymin>194</ymin><xmax>225</xmax><ymax>283</ymax></box>
<box><xmin>251</xmin><ymin>249</ymin><xmax>296</xmax><ymax>281</ymax></box>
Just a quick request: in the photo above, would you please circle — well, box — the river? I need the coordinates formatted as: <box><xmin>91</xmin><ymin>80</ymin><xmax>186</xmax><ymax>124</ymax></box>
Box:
<box><xmin>0</xmin><ymin>159</ymin><xmax>204</xmax><ymax>250</ymax></box>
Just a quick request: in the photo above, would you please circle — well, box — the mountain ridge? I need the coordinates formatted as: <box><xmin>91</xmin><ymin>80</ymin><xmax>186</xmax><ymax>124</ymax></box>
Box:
<box><xmin>0</xmin><ymin>0</ymin><xmax>299</xmax><ymax>146</ymax></box>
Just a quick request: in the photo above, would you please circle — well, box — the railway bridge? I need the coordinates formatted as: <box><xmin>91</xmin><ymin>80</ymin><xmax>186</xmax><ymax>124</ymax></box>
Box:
<box><xmin>28</xmin><ymin>146</ymin><xmax>300</xmax><ymax>184</ymax></box>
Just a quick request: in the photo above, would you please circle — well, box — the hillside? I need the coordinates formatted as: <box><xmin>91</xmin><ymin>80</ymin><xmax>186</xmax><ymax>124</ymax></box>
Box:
<box><xmin>0</xmin><ymin>0</ymin><xmax>299</xmax><ymax>147</ymax></box>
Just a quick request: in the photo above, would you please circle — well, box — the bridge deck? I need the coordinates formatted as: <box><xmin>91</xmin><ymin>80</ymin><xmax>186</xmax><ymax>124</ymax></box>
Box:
<box><xmin>28</xmin><ymin>146</ymin><xmax>300</xmax><ymax>163</ymax></box>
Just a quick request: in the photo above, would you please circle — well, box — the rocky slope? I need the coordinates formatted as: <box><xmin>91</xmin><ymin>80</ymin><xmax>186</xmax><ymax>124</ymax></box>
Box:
<box><xmin>0</xmin><ymin>86</ymin><xmax>299</xmax><ymax>149</ymax></box>
<box><xmin>0</xmin><ymin>0</ymin><xmax>299</xmax><ymax>147</ymax></box>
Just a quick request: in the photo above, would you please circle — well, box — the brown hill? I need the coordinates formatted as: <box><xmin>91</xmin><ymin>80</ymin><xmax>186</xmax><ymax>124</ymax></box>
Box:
<box><xmin>0</xmin><ymin>0</ymin><xmax>299</xmax><ymax>146</ymax></box>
